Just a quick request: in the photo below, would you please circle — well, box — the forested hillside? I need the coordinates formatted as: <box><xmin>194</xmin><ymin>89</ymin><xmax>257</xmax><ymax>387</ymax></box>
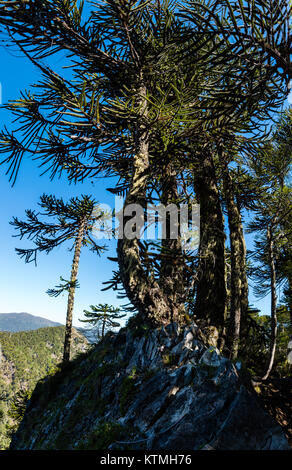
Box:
<box><xmin>0</xmin><ymin>326</ymin><xmax>89</xmax><ymax>449</ymax></box>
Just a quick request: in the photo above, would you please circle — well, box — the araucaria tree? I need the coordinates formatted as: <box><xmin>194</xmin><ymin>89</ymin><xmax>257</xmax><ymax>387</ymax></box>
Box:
<box><xmin>11</xmin><ymin>194</ymin><xmax>106</xmax><ymax>362</ymax></box>
<box><xmin>247</xmin><ymin>112</ymin><xmax>292</xmax><ymax>379</ymax></box>
<box><xmin>80</xmin><ymin>303</ymin><xmax>126</xmax><ymax>340</ymax></box>
<box><xmin>0</xmin><ymin>0</ymin><xmax>291</xmax><ymax>362</ymax></box>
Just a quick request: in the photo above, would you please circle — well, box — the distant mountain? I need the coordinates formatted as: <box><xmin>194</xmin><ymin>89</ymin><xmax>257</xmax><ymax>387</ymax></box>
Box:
<box><xmin>0</xmin><ymin>312</ymin><xmax>97</xmax><ymax>344</ymax></box>
<box><xmin>0</xmin><ymin>312</ymin><xmax>62</xmax><ymax>332</ymax></box>
<box><xmin>76</xmin><ymin>327</ymin><xmax>99</xmax><ymax>344</ymax></box>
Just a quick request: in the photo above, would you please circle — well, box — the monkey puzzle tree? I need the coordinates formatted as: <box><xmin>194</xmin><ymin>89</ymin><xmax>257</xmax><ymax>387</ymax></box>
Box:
<box><xmin>222</xmin><ymin>164</ymin><xmax>251</xmax><ymax>359</ymax></box>
<box><xmin>0</xmin><ymin>0</ymin><xmax>290</xmax><ymax>348</ymax></box>
<box><xmin>0</xmin><ymin>0</ymin><xmax>214</xmax><ymax>328</ymax></box>
<box><xmin>180</xmin><ymin>0</ymin><xmax>291</xmax><ymax>108</ymax></box>
<box><xmin>270</xmin><ymin>111</ymin><xmax>292</xmax><ymax>327</ymax></box>
<box><xmin>247</xmin><ymin>191</ymin><xmax>292</xmax><ymax>380</ymax></box>
<box><xmin>174</xmin><ymin>0</ymin><xmax>290</xmax><ymax>338</ymax></box>
<box><xmin>247</xmin><ymin>112</ymin><xmax>292</xmax><ymax>379</ymax></box>
<box><xmin>11</xmin><ymin>194</ymin><xmax>106</xmax><ymax>362</ymax></box>
<box><xmin>80</xmin><ymin>303</ymin><xmax>126</xmax><ymax>339</ymax></box>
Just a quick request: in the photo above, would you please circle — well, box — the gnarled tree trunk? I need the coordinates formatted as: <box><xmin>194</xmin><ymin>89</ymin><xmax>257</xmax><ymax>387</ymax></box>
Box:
<box><xmin>117</xmin><ymin>83</ymin><xmax>171</xmax><ymax>325</ymax></box>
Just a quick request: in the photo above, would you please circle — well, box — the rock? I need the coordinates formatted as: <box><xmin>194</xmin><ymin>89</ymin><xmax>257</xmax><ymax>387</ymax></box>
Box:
<box><xmin>199</xmin><ymin>347</ymin><xmax>221</xmax><ymax>368</ymax></box>
<box><xmin>184</xmin><ymin>331</ymin><xmax>194</xmax><ymax>350</ymax></box>
<box><xmin>165</xmin><ymin>322</ymin><xmax>180</xmax><ymax>337</ymax></box>
<box><xmin>10</xmin><ymin>322</ymin><xmax>290</xmax><ymax>451</ymax></box>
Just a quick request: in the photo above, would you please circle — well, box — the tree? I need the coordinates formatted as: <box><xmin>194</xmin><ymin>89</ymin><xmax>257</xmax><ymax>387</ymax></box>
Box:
<box><xmin>248</xmin><ymin>197</ymin><xmax>290</xmax><ymax>379</ymax></box>
<box><xmin>11</xmin><ymin>193</ymin><xmax>106</xmax><ymax>362</ymax></box>
<box><xmin>247</xmin><ymin>113</ymin><xmax>292</xmax><ymax>379</ymax></box>
<box><xmin>180</xmin><ymin>0</ymin><xmax>291</xmax><ymax>116</ymax></box>
<box><xmin>272</xmin><ymin>111</ymin><xmax>292</xmax><ymax>327</ymax></box>
<box><xmin>0</xmin><ymin>0</ymin><xmax>290</xmax><ymax>348</ymax></box>
<box><xmin>0</xmin><ymin>0</ymin><xmax>196</xmax><ymax>327</ymax></box>
<box><xmin>222</xmin><ymin>165</ymin><xmax>249</xmax><ymax>359</ymax></box>
<box><xmin>7</xmin><ymin>388</ymin><xmax>32</xmax><ymax>437</ymax></box>
<box><xmin>216</xmin><ymin>152</ymin><xmax>261</xmax><ymax>359</ymax></box>
<box><xmin>191</xmin><ymin>145</ymin><xmax>227</xmax><ymax>337</ymax></box>
<box><xmin>80</xmin><ymin>304</ymin><xmax>126</xmax><ymax>340</ymax></box>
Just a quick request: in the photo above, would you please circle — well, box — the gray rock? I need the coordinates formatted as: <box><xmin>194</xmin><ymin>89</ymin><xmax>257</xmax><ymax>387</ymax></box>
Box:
<box><xmin>184</xmin><ymin>331</ymin><xmax>194</xmax><ymax>350</ymax></box>
<box><xmin>10</xmin><ymin>322</ymin><xmax>290</xmax><ymax>451</ymax></box>
<box><xmin>199</xmin><ymin>347</ymin><xmax>221</xmax><ymax>368</ymax></box>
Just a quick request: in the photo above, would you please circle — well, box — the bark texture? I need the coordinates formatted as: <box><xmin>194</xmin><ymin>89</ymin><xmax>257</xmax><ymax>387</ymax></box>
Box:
<box><xmin>223</xmin><ymin>167</ymin><xmax>249</xmax><ymax>359</ymax></box>
<box><xmin>117</xmin><ymin>83</ymin><xmax>171</xmax><ymax>325</ymax></box>
<box><xmin>159</xmin><ymin>164</ymin><xmax>187</xmax><ymax>323</ymax></box>
<box><xmin>193</xmin><ymin>151</ymin><xmax>227</xmax><ymax>336</ymax></box>
<box><xmin>63</xmin><ymin>218</ymin><xmax>86</xmax><ymax>362</ymax></box>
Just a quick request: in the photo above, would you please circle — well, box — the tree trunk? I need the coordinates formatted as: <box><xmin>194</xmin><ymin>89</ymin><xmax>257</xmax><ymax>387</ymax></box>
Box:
<box><xmin>223</xmin><ymin>166</ymin><xmax>248</xmax><ymax>360</ymax></box>
<box><xmin>63</xmin><ymin>218</ymin><xmax>86</xmax><ymax>362</ymax></box>
<box><xmin>288</xmin><ymin>273</ymin><xmax>292</xmax><ymax>329</ymax></box>
<box><xmin>238</xmin><ymin>212</ymin><xmax>249</xmax><ymax>346</ymax></box>
<box><xmin>117</xmin><ymin>82</ymin><xmax>171</xmax><ymax>325</ymax></box>
<box><xmin>159</xmin><ymin>164</ymin><xmax>186</xmax><ymax>323</ymax></box>
<box><xmin>102</xmin><ymin>314</ymin><xmax>106</xmax><ymax>339</ymax></box>
<box><xmin>193</xmin><ymin>150</ymin><xmax>227</xmax><ymax>337</ymax></box>
<box><xmin>262</xmin><ymin>225</ymin><xmax>278</xmax><ymax>381</ymax></box>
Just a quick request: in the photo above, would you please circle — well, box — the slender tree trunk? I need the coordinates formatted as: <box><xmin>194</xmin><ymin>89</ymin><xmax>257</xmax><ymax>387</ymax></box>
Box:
<box><xmin>63</xmin><ymin>218</ymin><xmax>86</xmax><ymax>362</ymax></box>
<box><xmin>262</xmin><ymin>225</ymin><xmax>278</xmax><ymax>381</ymax></box>
<box><xmin>288</xmin><ymin>274</ymin><xmax>292</xmax><ymax>359</ymax></box>
<box><xmin>223</xmin><ymin>167</ymin><xmax>248</xmax><ymax>359</ymax></box>
<box><xmin>193</xmin><ymin>150</ymin><xmax>227</xmax><ymax>337</ymax></box>
<box><xmin>117</xmin><ymin>81</ymin><xmax>171</xmax><ymax>325</ymax></box>
<box><xmin>239</xmin><ymin>214</ymin><xmax>249</xmax><ymax>345</ymax></box>
<box><xmin>102</xmin><ymin>314</ymin><xmax>106</xmax><ymax>338</ymax></box>
<box><xmin>288</xmin><ymin>273</ymin><xmax>292</xmax><ymax>329</ymax></box>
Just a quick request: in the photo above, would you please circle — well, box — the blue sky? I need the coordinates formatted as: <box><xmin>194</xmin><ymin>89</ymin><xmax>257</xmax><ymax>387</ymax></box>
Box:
<box><xmin>0</xmin><ymin>44</ymin><xmax>124</xmax><ymax>327</ymax></box>
<box><xmin>0</xmin><ymin>28</ymin><xmax>290</xmax><ymax>327</ymax></box>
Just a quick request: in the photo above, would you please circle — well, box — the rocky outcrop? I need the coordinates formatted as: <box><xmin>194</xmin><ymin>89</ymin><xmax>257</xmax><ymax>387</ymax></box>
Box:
<box><xmin>10</xmin><ymin>322</ymin><xmax>290</xmax><ymax>450</ymax></box>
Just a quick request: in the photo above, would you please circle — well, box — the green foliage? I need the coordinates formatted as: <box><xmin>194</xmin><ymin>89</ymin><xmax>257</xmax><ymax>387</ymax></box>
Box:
<box><xmin>77</xmin><ymin>421</ymin><xmax>136</xmax><ymax>450</ymax></box>
<box><xmin>11</xmin><ymin>193</ymin><xmax>106</xmax><ymax>265</ymax></box>
<box><xmin>0</xmin><ymin>4</ymin><xmax>290</xmax><ymax>448</ymax></box>
<box><xmin>181</xmin><ymin>0</ymin><xmax>290</xmax><ymax>122</ymax></box>
<box><xmin>47</xmin><ymin>277</ymin><xmax>80</xmax><ymax>297</ymax></box>
<box><xmin>0</xmin><ymin>327</ymin><xmax>74</xmax><ymax>389</ymax></box>
<box><xmin>0</xmin><ymin>326</ymin><xmax>88</xmax><ymax>449</ymax></box>
<box><xmin>119</xmin><ymin>366</ymin><xmax>138</xmax><ymax>416</ymax></box>
<box><xmin>80</xmin><ymin>303</ymin><xmax>126</xmax><ymax>339</ymax></box>
<box><xmin>247</xmin><ymin>110</ymin><xmax>292</xmax><ymax>300</ymax></box>
<box><xmin>243</xmin><ymin>306</ymin><xmax>292</xmax><ymax>377</ymax></box>
<box><xmin>8</xmin><ymin>389</ymin><xmax>32</xmax><ymax>425</ymax></box>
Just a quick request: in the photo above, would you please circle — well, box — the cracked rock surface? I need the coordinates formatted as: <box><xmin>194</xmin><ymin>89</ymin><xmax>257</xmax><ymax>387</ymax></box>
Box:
<box><xmin>11</xmin><ymin>322</ymin><xmax>290</xmax><ymax>450</ymax></box>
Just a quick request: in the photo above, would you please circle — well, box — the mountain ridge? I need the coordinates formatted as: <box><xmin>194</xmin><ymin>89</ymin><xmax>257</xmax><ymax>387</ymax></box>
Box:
<box><xmin>0</xmin><ymin>312</ymin><xmax>109</xmax><ymax>344</ymax></box>
<box><xmin>0</xmin><ymin>312</ymin><xmax>63</xmax><ymax>332</ymax></box>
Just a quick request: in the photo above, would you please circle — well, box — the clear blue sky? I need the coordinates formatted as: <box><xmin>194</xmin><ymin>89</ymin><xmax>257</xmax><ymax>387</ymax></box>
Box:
<box><xmin>0</xmin><ymin>43</ymin><xmax>123</xmax><ymax>327</ymax></box>
<box><xmin>0</xmin><ymin>28</ymin><xmax>290</xmax><ymax>327</ymax></box>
